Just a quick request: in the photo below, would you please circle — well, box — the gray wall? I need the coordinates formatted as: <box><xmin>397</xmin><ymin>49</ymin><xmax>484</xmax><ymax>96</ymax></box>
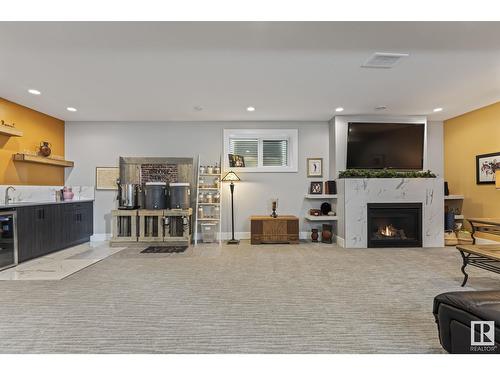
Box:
<box><xmin>65</xmin><ymin>121</ymin><xmax>330</xmax><ymax>237</ymax></box>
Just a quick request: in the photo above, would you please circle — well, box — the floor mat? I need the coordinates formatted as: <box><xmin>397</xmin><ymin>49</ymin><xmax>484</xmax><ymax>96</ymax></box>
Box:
<box><xmin>141</xmin><ymin>246</ymin><xmax>188</xmax><ymax>254</ymax></box>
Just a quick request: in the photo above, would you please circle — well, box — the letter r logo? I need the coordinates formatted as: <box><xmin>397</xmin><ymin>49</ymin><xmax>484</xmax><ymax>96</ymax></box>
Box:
<box><xmin>471</xmin><ymin>321</ymin><xmax>495</xmax><ymax>346</ymax></box>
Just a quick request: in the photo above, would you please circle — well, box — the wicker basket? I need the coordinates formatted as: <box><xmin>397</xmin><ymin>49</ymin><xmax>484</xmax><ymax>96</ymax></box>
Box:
<box><xmin>457</xmin><ymin>230</ymin><xmax>473</xmax><ymax>245</ymax></box>
<box><xmin>444</xmin><ymin>231</ymin><xmax>458</xmax><ymax>246</ymax></box>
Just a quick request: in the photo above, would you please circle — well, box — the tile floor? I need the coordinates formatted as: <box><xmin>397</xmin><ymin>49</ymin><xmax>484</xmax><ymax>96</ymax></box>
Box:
<box><xmin>0</xmin><ymin>241</ymin><xmax>125</xmax><ymax>280</ymax></box>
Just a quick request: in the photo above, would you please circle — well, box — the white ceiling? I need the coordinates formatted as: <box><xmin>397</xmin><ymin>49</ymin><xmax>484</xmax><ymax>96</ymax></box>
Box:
<box><xmin>0</xmin><ymin>22</ymin><xmax>499</xmax><ymax>122</ymax></box>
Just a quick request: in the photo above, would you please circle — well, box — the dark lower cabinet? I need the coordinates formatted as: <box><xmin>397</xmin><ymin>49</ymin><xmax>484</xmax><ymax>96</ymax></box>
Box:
<box><xmin>16</xmin><ymin>201</ymin><xmax>93</xmax><ymax>263</ymax></box>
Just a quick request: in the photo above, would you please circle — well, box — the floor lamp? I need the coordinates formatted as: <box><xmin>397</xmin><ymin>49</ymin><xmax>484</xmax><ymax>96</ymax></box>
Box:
<box><xmin>222</xmin><ymin>171</ymin><xmax>241</xmax><ymax>244</ymax></box>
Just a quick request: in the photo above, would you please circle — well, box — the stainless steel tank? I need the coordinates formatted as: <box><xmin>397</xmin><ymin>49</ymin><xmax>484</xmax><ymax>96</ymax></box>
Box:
<box><xmin>118</xmin><ymin>183</ymin><xmax>138</xmax><ymax>209</ymax></box>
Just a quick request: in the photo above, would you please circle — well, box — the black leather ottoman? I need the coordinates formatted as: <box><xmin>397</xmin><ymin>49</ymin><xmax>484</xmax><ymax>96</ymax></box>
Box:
<box><xmin>433</xmin><ymin>291</ymin><xmax>500</xmax><ymax>353</ymax></box>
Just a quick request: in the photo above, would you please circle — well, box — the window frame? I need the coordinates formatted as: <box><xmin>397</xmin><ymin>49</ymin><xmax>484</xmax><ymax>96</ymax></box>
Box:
<box><xmin>223</xmin><ymin>129</ymin><xmax>298</xmax><ymax>173</ymax></box>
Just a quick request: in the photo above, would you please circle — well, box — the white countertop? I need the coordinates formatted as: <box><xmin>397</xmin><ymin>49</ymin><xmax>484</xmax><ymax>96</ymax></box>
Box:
<box><xmin>0</xmin><ymin>199</ymin><xmax>94</xmax><ymax>210</ymax></box>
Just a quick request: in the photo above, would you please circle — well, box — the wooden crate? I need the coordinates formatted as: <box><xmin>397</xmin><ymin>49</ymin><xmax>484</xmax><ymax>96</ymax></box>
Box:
<box><xmin>250</xmin><ymin>215</ymin><xmax>299</xmax><ymax>244</ymax></box>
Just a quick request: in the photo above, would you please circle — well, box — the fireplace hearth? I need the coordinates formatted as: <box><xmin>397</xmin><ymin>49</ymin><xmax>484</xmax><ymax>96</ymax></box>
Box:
<box><xmin>367</xmin><ymin>203</ymin><xmax>422</xmax><ymax>248</ymax></box>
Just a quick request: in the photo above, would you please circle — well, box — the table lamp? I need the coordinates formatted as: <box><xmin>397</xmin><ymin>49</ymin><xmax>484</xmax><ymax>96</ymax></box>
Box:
<box><xmin>222</xmin><ymin>171</ymin><xmax>241</xmax><ymax>244</ymax></box>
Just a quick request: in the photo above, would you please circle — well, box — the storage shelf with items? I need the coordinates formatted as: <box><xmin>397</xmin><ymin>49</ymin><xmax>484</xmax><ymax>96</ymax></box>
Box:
<box><xmin>444</xmin><ymin>184</ymin><xmax>467</xmax><ymax>245</ymax></box>
<box><xmin>305</xmin><ymin>179</ymin><xmax>338</xmax><ymax>243</ymax></box>
<box><xmin>194</xmin><ymin>155</ymin><xmax>222</xmax><ymax>244</ymax></box>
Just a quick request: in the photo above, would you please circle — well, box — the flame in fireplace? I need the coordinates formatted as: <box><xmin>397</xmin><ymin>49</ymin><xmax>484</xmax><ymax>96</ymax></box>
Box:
<box><xmin>380</xmin><ymin>225</ymin><xmax>396</xmax><ymax>237</ymax></box>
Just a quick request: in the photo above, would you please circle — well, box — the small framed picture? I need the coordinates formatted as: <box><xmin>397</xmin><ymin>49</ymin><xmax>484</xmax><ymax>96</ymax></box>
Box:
<box><xmin>476</xmin><ymin>152</ymin><xmax>500</xmax><ymax>184</ymax></box>
<box><xmin>309</xmin><ymin>181</ymin><xmax>323</xmax><ymax>195</ymax></box>
<box><xmin>96</xmin><ymin>167</ymin><xmax>119</xmax><ymax>190</ymax></box>
<box><xmin>228</xmin><ymin>154</ymin><xmax>246</xmax><ymax>168</ymax></box>
<box><xmin>307</xmin><ymin>158</ymin><xmax>323</xmax><ymax>177</ymax></box>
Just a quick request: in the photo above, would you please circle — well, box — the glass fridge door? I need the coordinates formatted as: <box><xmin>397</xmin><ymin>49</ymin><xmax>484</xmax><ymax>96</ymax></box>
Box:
<box><xmin>0</xmin><ymin>212</ymin><xmax>17</xmax><ymax>271</ymax></box>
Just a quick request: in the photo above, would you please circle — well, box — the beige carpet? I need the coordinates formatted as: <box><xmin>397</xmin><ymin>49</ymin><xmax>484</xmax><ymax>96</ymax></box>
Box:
<box><xmin>1</xmin><ymin>242</ymin><xmax>499</xmax><ymax>353</ymax></box>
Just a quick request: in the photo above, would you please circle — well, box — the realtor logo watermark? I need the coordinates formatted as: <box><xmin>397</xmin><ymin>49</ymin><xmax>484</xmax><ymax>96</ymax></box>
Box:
<box><xmin>470</xmin><ymin>321</ymin><xmax>496</xmax><ymax>352</ymax></box>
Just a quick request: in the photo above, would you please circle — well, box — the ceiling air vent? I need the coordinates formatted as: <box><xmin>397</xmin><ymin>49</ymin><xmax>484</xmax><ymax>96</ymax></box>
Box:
<box><xmin>362</xmin><ymin>52</ymin><xmax>409</xmax><ymax>69</ymax></box>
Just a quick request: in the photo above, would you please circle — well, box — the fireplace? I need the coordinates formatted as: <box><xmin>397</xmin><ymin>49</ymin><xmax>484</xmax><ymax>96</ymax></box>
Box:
<box><xmin>367</xmin><ymin>203</ymin><xmax>422</xmax><ymax>248</ymax></box>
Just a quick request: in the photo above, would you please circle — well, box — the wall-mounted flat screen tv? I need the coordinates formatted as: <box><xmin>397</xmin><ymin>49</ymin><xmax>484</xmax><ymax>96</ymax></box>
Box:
<box><xmin>346</xmin><ymin>122</ymin><xmax>425</xmax><ymax>170</ymax></box>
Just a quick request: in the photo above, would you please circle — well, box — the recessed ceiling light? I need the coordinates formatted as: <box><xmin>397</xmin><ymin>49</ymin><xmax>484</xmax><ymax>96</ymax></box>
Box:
<box><xmin>335</xmin><ymin>107</ymin><xmax>344</xmax><ymax>112</ymax></box>
<box><xmin>28</xmin><ymin>89</ymin><xmax>41</xmax><ymax>95</ymax></box>
<box><xmin>246</xmin><ymin>106</ymin><xmax>256</xmax><ymax>112</ymax></box>
<box><xmin>66</xmin><ymin>107</ymin><xmax>77</xmax><ymax>112</ymax></box>
<box><xmin>433</xmin><ymin>107</ymin><xmax>443</xmax><ymax>112</ymax></box>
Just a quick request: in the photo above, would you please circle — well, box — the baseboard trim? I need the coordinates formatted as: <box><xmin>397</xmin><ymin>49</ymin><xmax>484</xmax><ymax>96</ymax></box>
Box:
<box><xmin>91</xmin><ymin>233</ymin><xmax>111</xmax><ymax>242</ymax></box>
<box><xmin>336</xmin><ymin>236</ymin><xmax>345</xmax><ymax>248</ymax></box>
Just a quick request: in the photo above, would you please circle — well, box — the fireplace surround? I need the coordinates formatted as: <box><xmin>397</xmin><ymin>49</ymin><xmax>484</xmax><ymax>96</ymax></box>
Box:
<box><xmin>367</xmin><ymin>203</ymin><xmax>422</xmax><ymax>248</ymax></box>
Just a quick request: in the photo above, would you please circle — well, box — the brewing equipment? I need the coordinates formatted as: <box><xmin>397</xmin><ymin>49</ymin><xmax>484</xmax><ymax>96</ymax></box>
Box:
<box><xmin>117</xmin><ymin>181</ymin><xmax>139</xmax><ymax>209</ymax></box>
<box><xmin>144</xmin><ymin>182</ymin><xmax>167</xmax><ymax>209</ymax></box>
<box><xmin>169</xmin><ymin>183</ymin><xmax>190</xmax><ymax>209</ymax></box>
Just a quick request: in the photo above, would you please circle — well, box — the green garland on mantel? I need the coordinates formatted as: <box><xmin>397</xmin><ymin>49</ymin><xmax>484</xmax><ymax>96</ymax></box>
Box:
<box><xmin>338</xmin><ymin>169</ymin><xmax>437</xmax><ymax>179</ymax></box>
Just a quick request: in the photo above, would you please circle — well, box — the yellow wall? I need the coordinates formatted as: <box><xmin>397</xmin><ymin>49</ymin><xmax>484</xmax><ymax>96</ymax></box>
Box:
<box><xmin>444</xmin><ymin>101</ymin><xmax>500</xmax><ymax>230</ymax></box>
<box><xmin>0</xmin><ymin>97</ymin><xmax>65</xmax><ymax>185</ymax></box>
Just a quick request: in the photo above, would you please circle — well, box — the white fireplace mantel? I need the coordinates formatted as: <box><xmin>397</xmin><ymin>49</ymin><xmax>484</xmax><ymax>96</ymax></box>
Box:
<box><xmin>337</xmin><ymin>178</ymin><xmax>444</xmax><ymax>248</ymax></box>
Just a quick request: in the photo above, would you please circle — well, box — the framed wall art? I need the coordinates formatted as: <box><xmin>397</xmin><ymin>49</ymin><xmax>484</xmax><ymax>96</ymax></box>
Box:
<box><xmin>96</xmin><ymin>167</ymin><xmax>120</xmax><ymax>190</ymax></box>
<box><xmin>307</xmin><ymin>158</ymin><xmax>323</xmax><ymax>177</ymax></box>
<box><xmin>476</xmin><ymin>152</ymin><xmax>500</xmax><ymax>184</ymax></box>
<box><xmin>309</xmin><ymin>181</ymin><xmax>323</xmax><ymax>195</ymax></box>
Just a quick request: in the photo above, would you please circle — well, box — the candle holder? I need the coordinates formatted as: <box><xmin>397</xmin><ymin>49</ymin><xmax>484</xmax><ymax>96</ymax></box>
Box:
<box><xmin>270</xmin><ymin>198</ymin><xmax>278</xmax><ymax>218</ymax></box>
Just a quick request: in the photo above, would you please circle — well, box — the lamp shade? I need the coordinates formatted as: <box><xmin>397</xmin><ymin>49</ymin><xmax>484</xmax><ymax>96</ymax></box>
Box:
<box><xmin>496</xmin><ymin>170</ymin><xmax>500</xmax><ymax>189</ymax></box>
<box><xmin>222</xmin><ymin>171</ymin><xmax>241</xmax><ymax>182</ymax></box>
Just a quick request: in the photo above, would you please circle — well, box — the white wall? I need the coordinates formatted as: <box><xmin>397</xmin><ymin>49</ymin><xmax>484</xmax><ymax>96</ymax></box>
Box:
<box><xmin>65</xmin><ymin>121</ymin><xmax>330</xmax><ymax>238</ymax></box>
<box><xmin>329</xmin><ymin>115</ymin><xmax>444</xmax><ymax>177</ymax></box>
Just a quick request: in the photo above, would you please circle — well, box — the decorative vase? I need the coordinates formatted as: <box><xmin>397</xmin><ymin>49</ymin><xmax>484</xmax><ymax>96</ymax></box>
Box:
<box><xmin>311</xmin><ymin>228</ymin><xmax>319</xmax><ymax>242</ymax></box>
<box><xmin>63</xmin><ymin>187</ymin><xmax>74</xmax><ymax>201</ymax></box>
<box><xmin>39</xmin><ymin>141</ymin><xmax>52</xmax><ymax>157</ymax></box>
<box><xmin>321</xmin><ymin>224</ymin><xmax>333</xmax><ymax>244</ymax></box>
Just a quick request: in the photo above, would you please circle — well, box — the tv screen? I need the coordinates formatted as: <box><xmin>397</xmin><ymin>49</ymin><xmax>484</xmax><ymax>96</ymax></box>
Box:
<box><xmin>346</xmin><ymin>122</ymin><xmax>425</xmax><ymax>170</ymax></box>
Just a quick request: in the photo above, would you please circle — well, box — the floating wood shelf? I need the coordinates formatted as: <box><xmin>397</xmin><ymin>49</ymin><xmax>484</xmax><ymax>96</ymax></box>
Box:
<box><xmin>13</xmin><ymin>153</ymin><xmax>74</xmax><ymax>168</ymax></box>
<box><xmin>0</xmin><ymin>124</ymin><xmax>23</xmax><ymax>137</ymax></box>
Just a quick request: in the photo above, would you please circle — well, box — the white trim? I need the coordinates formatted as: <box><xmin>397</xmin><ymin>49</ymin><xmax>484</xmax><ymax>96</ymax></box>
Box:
<box><xmin>336</xmin><ymin>236</ymin><xmax>345</xmax><ymax>248</ymax></box>
<box><xmin>223</xmin><ymin>128</ymin><xmax>298</xmax><ymax>173</ymax></box>
<box><xmin>91</xmin><ymin>233</ymin><xmax>111</xmax><ymax>242</ymax></box>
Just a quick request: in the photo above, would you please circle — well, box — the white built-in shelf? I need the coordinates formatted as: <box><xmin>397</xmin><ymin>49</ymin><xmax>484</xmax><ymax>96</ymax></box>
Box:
<box><xmin>304</xmin><ymin>194</ymin><xmax>337</xmax><ymax>199</ymax></box>
<box><xmin>198</xmin><ymin>202</ymin><xmax>220</xmax><ymax>205</ymax></box>
<box><xmin>445</xmin><ymin>195</ymin><xmax>464</xmax><ymax>200</ymax></box>
<box><xmin>454</xmin><ymin>215</ymin><xmax>465</xmax><ymax>220</ymax></box>
<box><xmin>198</xmin><ymin>218</ymin><xmax>220</xmax><ymax>221</ymax></box>
<box><xmin>305</xmin><ymin>215</ymin><xmax>338</xmax><ymax>221</ymax></box>
<box><xmin>198</xmin><ymin>187</ymin><xmax>219</xmax><ymax>190</ymax></box>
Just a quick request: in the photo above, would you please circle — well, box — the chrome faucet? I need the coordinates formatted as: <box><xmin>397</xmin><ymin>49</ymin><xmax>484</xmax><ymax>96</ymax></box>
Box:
<box><xmin>5</xmin><ymin>186</ymin><xmax>16</xmax><ymax>205</ymax></box>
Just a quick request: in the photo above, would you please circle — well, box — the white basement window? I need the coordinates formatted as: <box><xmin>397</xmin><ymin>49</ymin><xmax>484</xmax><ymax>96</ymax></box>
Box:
<box><xmin>223</xmin><ymin>129</ymin><xmax>298</xmax><ymax>172</ymax></box>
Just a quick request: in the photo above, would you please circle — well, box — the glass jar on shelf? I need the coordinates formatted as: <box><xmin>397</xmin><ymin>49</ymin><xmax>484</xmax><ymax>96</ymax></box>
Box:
<box><xmin>214</xmin><ymin>177</ymin><xmax>220</xmax><ymax>188</ymax></box>
<box><xmin>213</xmin><ymin>192</ymin><xmax>220</xmax><ymax>203</ymax></box>
<box><xmin>207</xmin><ymin>165</ymin><xmax>214</xmax><ymax>174</ymax></box>
<box><xmin>199</xmin><ymin>165</ymin><xmax>206</xmax><ymax>174</ymax></box>
<box><xmin>213</xmin><ymin>164</ymin><xmax>220</xmax><ymax>175</ymax></box>
<box><xmin>214</xmin><ymin>206</ymin><xmax>220</xmax><ymax>218</ymax></box>
<box><xmin>198</xmin><ymin>206</ymin><xmax>204</xmax><ymax>219</ymax></box>
<box><xmin>205</xmin><ymin>193</ymin><xmax>213</xmax><ymax>203</ymax></box>
<box><xmin>198</xmin><ymin>192</ymin><xmax>204</xmax><ymax>203</ymax></box>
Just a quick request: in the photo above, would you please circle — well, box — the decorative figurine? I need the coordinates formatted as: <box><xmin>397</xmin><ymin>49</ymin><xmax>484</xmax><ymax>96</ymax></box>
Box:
<box><xmin>270</xmin><ymin>198</ymin><xmax>278</xmax><ymax>218</ymax></box>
